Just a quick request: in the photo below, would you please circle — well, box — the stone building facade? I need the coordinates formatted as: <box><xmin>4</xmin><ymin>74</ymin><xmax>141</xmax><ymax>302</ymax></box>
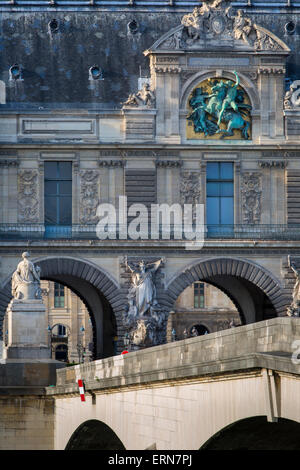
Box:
<box><xmin>172</xmin><ymin>282</ymin><xmax>240</xmax><ymax>340</ymax></box>
<box><xmin>41</xmin><ymin>281</ymin><xmax>93</xmax><ymax>362</ymax></box>
<box><xmin>0</xmin><ymin>0</ymin><xmax>300</xmax><ymax>357</ymax></box>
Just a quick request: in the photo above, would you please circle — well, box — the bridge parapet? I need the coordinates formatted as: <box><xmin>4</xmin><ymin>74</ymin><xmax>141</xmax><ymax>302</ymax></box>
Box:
<box><xmin>46</xmin><ymin>317</ymin><xmax>300</xmax><ymax>397</ymax></box>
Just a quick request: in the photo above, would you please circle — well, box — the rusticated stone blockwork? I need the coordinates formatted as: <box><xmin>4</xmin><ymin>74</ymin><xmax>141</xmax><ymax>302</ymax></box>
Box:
<box><xmin>0</xmin><ymin>396</ymin><xmax>54</xmax><ymax>450</ymax></box>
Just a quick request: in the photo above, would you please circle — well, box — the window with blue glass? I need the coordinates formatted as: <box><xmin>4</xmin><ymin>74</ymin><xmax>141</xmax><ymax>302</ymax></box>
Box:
<box><xmin>44</xmin><ymin>162</ymin><xmax>72</xmax><ymax>226</ymax></box>
<box><xmin>206</xmin><ymin>162</ymin><xmax>234</xmax><ymax>227</ymax></box>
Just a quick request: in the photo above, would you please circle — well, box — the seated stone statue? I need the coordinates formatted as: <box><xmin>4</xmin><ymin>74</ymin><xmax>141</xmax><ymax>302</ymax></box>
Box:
<box><xmin>11</xmin><ymin>252</ymin><xmax>41</xmax><ymax>301</ymax></box>
<box><xmin>122</xmin><ymin>83</ymin><xmax>155</xmax><ymax>108</ymax></box>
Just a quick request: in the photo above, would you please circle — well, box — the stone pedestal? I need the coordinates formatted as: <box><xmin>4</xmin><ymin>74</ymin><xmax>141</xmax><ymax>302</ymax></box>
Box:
<box><xmin>1</xmin><ymin>298</ymin><xmax>65</xmax><ymax>387</ymax></box>
<box><xmin>3</xmin><ymin>298</ymin><xmax>49</xmax><ymax>360</ymax></box>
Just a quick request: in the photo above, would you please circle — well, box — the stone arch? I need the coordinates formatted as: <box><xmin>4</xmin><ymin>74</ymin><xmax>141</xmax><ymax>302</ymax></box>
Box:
<box><xmin>200</xmin><ymin>416</ymin><xmax>300</xmax><ymax>450</ymax></box>
<box><xmin>165</xmin><ymin>257</ymin><xmax>289</xmax><ymax>323</ymax></box>
<box><xmin>180</xmin><ymin>69</ymin><xmax>260</xmax><ymax>112</ymax></box>
<box><xmin>0</xmin><ymin>256</ymin><xmax>127</xmax><ymax>358</ymax></box>
<box><xmin>65</xmin><ymin>419</ymin><xmax>126</xmax><ymax>450</ymax></box>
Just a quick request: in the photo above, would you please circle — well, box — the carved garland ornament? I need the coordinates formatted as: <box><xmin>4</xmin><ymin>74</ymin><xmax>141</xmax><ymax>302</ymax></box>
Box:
<box><xmin>79</xmin><ymin>170</ymin><xmax>100</xmax><ymax>224</ymax></box>
<box><xmin>180</xmin><ymin>171</ymin><xmax>201</xmax><ymax>221</ymax></box>
<box><xmin>18</xmin><ymin>170</ymin><xmax>39</xmax><ymax>223</ymax></box>
<box><xmin>241</xmin><ymin>172</ymin><xmax>262</xmax><ymax>224</ymax></box>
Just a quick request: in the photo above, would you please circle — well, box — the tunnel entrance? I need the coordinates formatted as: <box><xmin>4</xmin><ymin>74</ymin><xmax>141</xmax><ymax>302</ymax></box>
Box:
<box><xmin>201</xmin><ymin>417</ymin><xmax>300</xmax><ymax>450</ymax></box>
<box><xmin>65</xmin><ymin>420</ymin><xmax>125</xmax><ymax>450</ymax></box>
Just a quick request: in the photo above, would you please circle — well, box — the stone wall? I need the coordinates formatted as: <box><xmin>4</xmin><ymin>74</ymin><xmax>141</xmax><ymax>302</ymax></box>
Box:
<box><xmin>45</xmin><ymin>317</ymin><xmax>300</xmax><ymax>450</ymax></box>
<box><xmin>0</xmin><ymin>395</ymin><xmax>54</xmax><ymax>450</ymax></box>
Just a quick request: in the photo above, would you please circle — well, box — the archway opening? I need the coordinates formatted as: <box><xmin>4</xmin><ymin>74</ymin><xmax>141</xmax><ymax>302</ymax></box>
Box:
<box><xmin>200</xmin><ymin>417</ymin><xmax>300</xmax><ymax>450</ymax></box>
<box><xmin>65</xmin><ymin>420</ymin><xmax>125</xmax><ymax>450</ymax></box>
<box><xmin>40</xmin><ymin>275</ymin><xmax>117</xmax><ymax>360</ymax></box>
<box><xmin>0</xmin><ymin>257</ymin><xmax>121</xmax><ymax>360</ymax></box>
<box><xmin>190</xmin><ymin>324</ymin><xmax>210</xmax><ymax>336</ymax></box>
<box><xmin>168</xmin><ymin>258</ymin><xmax>282</xmax><ymax>329</ymax></box>
<box><xmin>171</xmin><ymin>280</ymin><xmax>243</xmax><ymax>340</ymax></box>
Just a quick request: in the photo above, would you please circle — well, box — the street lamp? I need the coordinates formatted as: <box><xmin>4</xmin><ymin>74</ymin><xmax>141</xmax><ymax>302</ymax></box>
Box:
<box><xmin>77</xmin><ymin>326</ymin><xmax>85</xmax><ymax>364</ymax></box>
<box><xmin>123</xmin><ymin>332</ymin><xmax>130</xmax><ymax>351</ymax></box>
<box><xmin>171</xmin><ymin>328</ymin><xmax>176</xmax><ymax>342</ymax></box>
<box><xmin>47</xmin><ymin>325</ymin><xmax>52</xmax><ymax>358</ymax></box>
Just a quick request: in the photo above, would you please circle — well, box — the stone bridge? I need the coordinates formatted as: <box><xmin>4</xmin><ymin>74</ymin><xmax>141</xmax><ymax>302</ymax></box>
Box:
<box><xmin>2</xmin><ymin>317</ymin><xmax>300</xmax><ymax>450</ymax></box>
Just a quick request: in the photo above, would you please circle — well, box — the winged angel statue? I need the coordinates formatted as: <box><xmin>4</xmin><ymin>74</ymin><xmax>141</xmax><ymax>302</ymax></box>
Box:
<box><xmin>123</xmin><ymin>257</ymin><xmax>168</xmax><ymax>349</ymax></box>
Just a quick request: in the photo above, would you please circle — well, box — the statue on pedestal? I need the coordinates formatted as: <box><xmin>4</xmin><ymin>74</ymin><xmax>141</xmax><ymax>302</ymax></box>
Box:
<box><xmin>11</xmin><ymin>252</ymin><xmax>42</xmax><ymax>301</ymax></box>
<box><xmin>123</xmin><ymin>257</ymin><xmax>168</xmax><ymax>349</ymax></box>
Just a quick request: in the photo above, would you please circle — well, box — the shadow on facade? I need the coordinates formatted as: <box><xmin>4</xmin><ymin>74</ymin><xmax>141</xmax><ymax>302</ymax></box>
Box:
<box><xmin>65</xmin><ymin>419</ymin><xmax>125</xmax><ymax>450</ymax></box>
<box><xmin>200</xmin><ymin>417</ymin><xmax>300</xmax><ymax>450</ymax></box>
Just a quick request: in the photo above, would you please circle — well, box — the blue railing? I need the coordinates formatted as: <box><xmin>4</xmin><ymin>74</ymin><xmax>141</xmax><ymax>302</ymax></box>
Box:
<box><xmin>0</xmin><ymin>224</ymin><xmax>300</xmax><ymax>241</ymax></box>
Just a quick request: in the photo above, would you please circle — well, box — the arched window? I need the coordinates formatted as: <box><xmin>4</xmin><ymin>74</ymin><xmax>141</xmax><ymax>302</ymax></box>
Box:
<box><xmin>52</xmin><ymin>323</ymin><xmax>67</xmax><ymax>337</ymax></box>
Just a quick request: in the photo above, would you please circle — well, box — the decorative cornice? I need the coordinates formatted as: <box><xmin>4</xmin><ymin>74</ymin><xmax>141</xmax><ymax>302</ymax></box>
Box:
<box><xmin>258</xmin><ymin>67</ymin><xmax>285</xmax><ymax>75</ymax></box>
<box><xmin>258</xmin><ymin>161</ymin><xmax>287</xmax><ymax>168</ymax></box>
<box><xmin>98</xmin><ymin>160</ymin><xmax>125</xmax><ymax>168</ymax></box>
<box><xmin>154</xmin><ymin>66</ymin><xmax>182</xmax><ymax>74</ymax></box>
<box><xmin>0</xmin><ymin>160</ymin><xmax>19</xmax><ymax>167</ymax></box>
<box><xmin>99</xmin><ymin>150</ymin><xmax>180</xmax><ymax>158</ymax></box>
<box><xmin>262</xmin><ymin>151</ymin><xmax>300</xmax><ymax>159</ymax></box>
<box><xmin>156</xmin><ymin>160</ymin><xmax>182</xmax><ymax>168</ymax></box>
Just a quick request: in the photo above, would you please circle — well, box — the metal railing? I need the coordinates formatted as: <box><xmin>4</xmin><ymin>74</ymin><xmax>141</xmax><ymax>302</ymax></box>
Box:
<box><xmin>0</xmin><ymin>1</ymin><xmax>297</xmax><ymax>7</ymax></box>
<box><xmin>0</xmin><ymin>223</ymin><xmax>300</xmax><ymax>241</ymax></box>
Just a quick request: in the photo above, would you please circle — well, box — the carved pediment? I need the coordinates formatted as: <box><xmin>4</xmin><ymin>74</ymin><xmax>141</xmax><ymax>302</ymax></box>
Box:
<box><xmin>145</xmin><ymin>0</ymin><xmax>290</xmax><ymax>54</ymax></box>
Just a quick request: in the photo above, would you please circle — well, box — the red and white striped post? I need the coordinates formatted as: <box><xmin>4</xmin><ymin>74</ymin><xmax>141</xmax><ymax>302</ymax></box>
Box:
<box><xmin>77</xmin><ymin>379</ymin><xmax>85</xmax><ymax>402</ymax></box>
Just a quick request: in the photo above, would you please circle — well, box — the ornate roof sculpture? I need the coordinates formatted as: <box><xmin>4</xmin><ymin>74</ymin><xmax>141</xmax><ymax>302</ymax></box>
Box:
<box><xmin>284</xmin><ymin>81</ymin><xmax>300</xmax><ymax>110</ymax></box>
<box><xmin>146</xmin><ymin>0</ymin><xmax>290</xmax><ymax>53</ymax></box>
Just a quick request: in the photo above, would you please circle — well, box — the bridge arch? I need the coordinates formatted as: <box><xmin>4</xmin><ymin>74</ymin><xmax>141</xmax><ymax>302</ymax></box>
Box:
<box><xmin>65</xmin><ymin>419</ymin><xmax>126</xmax><ymax>450</ymax></box>
<box><xmin>0</xmin><ymin>256</ymin><xmax>127</xmax><ymax>358</ymax></box>
<box><xmin>165</xmin><ymin>257</ymin><xmax>288</xmax><ymax>324</ymax></box>
<box><xmin>200</xmin><ymin>416</ymin><xmax>300</xmax><ymax>450</ymax></box>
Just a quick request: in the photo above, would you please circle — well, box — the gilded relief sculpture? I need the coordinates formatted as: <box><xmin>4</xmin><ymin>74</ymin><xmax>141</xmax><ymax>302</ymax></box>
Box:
<box><xmin>187</xmin><ymin>72</ymin><xmax>252</xmax><ymax>139</ymax></box>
